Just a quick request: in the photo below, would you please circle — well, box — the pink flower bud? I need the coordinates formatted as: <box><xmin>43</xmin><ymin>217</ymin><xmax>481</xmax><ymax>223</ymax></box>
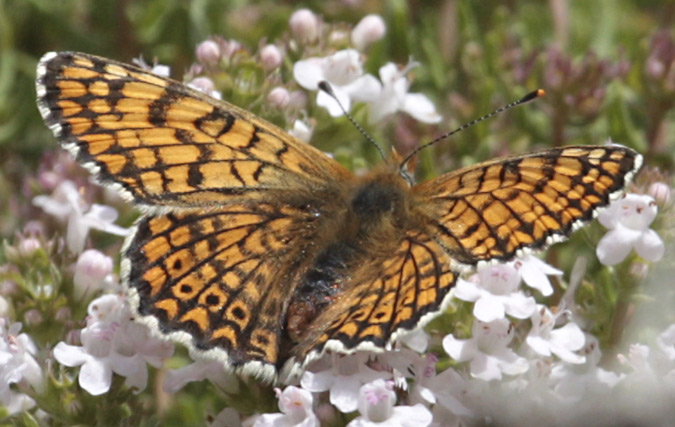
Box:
<box><xmin>290</xmin><ymin>9</ymin><xmax>320</xmax><ymax>42</ymax></box>
<box><xmin>267</xmin><ymin>87</ymin><xmax>291</xmax><ymax>109</ymax></box>
<box><xmin>260</xmin><ymin>44</ymin><xmax>283</xmax><ymax>70</ymax></box>
<box><xmin>648</xmin><ymin>181</ymin><xmax>671</xmax><ymax>205</ymax></box>
<box><xmin>351</xmin><ymin>14</ymin><xmax>386</xmax><ymax>51</ymax></box>
<box><xmin>19</xmin><ymin>237</ymin><xmax>41</xmax><ymax>256</ymax></box>
<box><xmin>73</xmin><ymin>249</ymin><xmax>112</xmax><ymax>299</ymax></box>
<box><xmin>195</xmin><ymin>40</ymin><xmax>221</xmax><ymax>64</ymax></box>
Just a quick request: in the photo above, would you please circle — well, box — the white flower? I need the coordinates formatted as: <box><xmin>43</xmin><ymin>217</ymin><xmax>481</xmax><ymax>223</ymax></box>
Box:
<box><xmin>33</xmin><ymin>180</ymin><xmax>130</xmax><ymax>253</ymax></box>
<box><xmin>367</xmin><ymin>63</ymin><xmax>441</xmax><ymax>124</ymax></box>
<box><xmin>288</xmin><ymin>119</ymin><xmax>313</xmax><ymax>142</ymax></box>
<box><xmin>596</xmin><ymin>193</ymin><xmax>664</xmax><ymax>265</ymax></box>
<box><xmin>398</xmin><ymin>328</ymin><xmax>429</xmax><ymax>353</ymax></box>
<box><xmin>406</xmin><ymin>354</ymin><xmax>473</xmax><ymax>417</ymax></box>
<box><xmin>132</xmin><ymin>56</ymin><xmax>170</xmax><ymax>77</ymax></box>
<box><xmin>53</xmin><ymin>294</ymin><xmax>173</xmax><ymax>395</ymax></box>
<box><xmin>73</xmin><ymin>249</ymin><xmax>114</xmax><ymax>299</ymax></box>
<box><xmin>351</xmin><ymin>14</ymin><xmax>386</xmax><ymax>51</ymax></box>
<box><xmin>253</xmin><ymin>386</ymin><xmax>318</xmax><ymax>427</ymax></box>
<box><xmin>526</xmin><ymin>306</ymin><xmax>586</xmax><ymax>364</ymax></box>
<box><xmin>188</xmin><ymin>76</ymin><xmax>222</xmax><ymax>100</ymax></box>
<box><xmin>514</xmin><ymin>255</ymin><xmax>562</xmax><ymax>296</ymax></box>
<box><xmin>301</xmin><ymin>352</ymin><xmax>390</xmax><ymax>413</ymax></box>
<box><xmin>443</xmin><ymin>318</ymin><xmax>529</xmax><ymax>381</ymax></box>
<box><xmin>347</xmin><ymin>379</ymin><xmax>432</xmax><ymax>427</ymax></box>
<box><xmin>453</xmin><ymin>263</ymin><xmax>536</xmax><ymax>322</ymax></box>
<box><xmin>0</xmin><ymin>321</ymin><xmax>43</xmax><ymax>414</ymax></box>
<box><xmin>293</xmin><ymin>49</ymin><xmax>380</xmax><ymax>117</ymax></box>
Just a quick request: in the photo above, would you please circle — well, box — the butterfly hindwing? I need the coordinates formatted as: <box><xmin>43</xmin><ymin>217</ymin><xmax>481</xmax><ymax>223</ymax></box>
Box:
<box><xmin>123</xmin><ymin>202</ymin><xmax>325</xmax><ymax>379</ymax></box>
<box><xmin>293</xmin><ymin>230</ymin><xmax>457</xmax><ymax>364</ymax></box>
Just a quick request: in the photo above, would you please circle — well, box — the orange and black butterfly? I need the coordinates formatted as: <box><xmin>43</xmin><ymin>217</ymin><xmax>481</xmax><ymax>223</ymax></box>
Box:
<box><xmin>36</xmin><ymin>51</ymin><xmax>642</xmax><ymax>380</ymax></box>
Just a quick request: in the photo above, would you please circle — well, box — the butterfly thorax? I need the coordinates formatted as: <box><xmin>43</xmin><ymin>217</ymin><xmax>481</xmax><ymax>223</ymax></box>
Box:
<box><xmin>285</xmin><ymin>166</ymin><xmax>414</xmax><ymax>344</ymax></box>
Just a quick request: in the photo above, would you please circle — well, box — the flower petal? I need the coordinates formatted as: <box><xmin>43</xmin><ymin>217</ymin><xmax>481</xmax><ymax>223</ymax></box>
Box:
<box><xmin>473</xmin><ymin>294</ymin><xmax>506</xmax><ymax>322</ymax></box>
<box><xmin>53</xmin><ymin>342</ymin><xmax>89</xmax><ymax>367</ymax></box>
<box><xmin>596</xmin><ymin>227</ymin><xmax>638</xmax><ymax>265</ymax></box>
<box><xmin>635</xmin><ymin>229</ymin><xmax>665</xmax><ymax>262</ymax></box>
<box><xmin>79</xmin><ymin>358</ymin><xmax>112</xmax><ymax>395</ymax></box>
<box><xmin>403</xmin><ymin>93</ymin><xmax>442</xmax><ymax>123</ymax></box>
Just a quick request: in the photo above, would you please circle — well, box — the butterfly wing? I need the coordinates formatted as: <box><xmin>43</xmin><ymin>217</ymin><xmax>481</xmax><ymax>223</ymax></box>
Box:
<box><xmin>290</xmin><ymin>229</ymin><xmax>456</xmax><ymax>368</ymax></box>
<box><xmin>36</xmin><ymin>51</ymin><xmax>352</xmax><ymax>210</ymax></box>
<box><xmin>124</xmin><ymin>202</ymin><xmax>326</xmax><ymax>380</ymax></box>
<box><xmin>412</xmin><ymin>146</ymin><xmax>642</xmax><ymax>265</ymax></box>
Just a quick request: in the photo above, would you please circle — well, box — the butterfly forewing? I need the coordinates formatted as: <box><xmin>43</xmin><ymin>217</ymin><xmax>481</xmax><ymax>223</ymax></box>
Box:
<box><xmin>413</xmin><ymin>146</ymin><xmax>642</xmax><ymax>265</ymax></box>
<box><xmin>36</xmin><ymin>51</ymin><xmax>352</xmax><ymax>210</ymax></box>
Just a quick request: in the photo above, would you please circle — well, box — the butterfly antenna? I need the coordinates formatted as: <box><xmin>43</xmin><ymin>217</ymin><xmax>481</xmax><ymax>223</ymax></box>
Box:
<box><xmin>399</xmin><ymin>89</ymin><xmax>546</xmax><ymax>175</ymax></box>
<box><xmin>318</xmin><ymin>81</ymin><xmax>386</xmax><ymax>162</ymax></box>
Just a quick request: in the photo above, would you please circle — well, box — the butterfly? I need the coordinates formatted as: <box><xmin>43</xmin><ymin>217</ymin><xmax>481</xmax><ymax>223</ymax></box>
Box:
<box><xmin>36</xmin><ymin>51</ymin><xmax>642</xmax><ymax>381</ymax></box>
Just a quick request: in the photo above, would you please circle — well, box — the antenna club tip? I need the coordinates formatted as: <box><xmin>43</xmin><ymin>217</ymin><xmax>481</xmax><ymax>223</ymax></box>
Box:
<box><xmin>519</xmin><ymin>89</ymin><xmax>545</xmax><ymax>104</ymax></box>
<box><xmin>318</xmin><ymin>80</ymin><xmax>333</xmax><ymax>95</ymax></box>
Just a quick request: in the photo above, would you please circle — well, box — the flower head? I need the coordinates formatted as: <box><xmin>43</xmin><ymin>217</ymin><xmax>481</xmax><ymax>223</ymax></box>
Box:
<box><xmin>254</xmin><ymin>386</ymin><xmax>318</xmax><ymax>427</ymax></box>
<box><xmin>443</xmin><ymin>318</ymin><xmax>529</xmax><ymax>381</ymax></box>
<box><xmin>293</xmin><ymin>49</ymin><xmax>380</xmax><ymax>117</ymax></box>
<box><xmin>348</xmin><ymin>379</ymin><xmax>432</xmax><ymax>427</ymax></box>
<box><xmin>367</xmin><ymin>62</ymin><xmax>442</xmax><ymax>124</ymax></box>
<box><xmin>596</xmin><ymin>193</ymin><xmax>664</xmax><ymax>265</ymax></box>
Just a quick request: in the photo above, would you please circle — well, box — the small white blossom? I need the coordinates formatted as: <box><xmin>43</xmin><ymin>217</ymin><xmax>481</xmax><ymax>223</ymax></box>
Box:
<box><xmin>367</xmin><ymin>62</ymin><xmax>442</xmax><ymax>124</ymax></box>
<box><xmin>596</xmin><ymin>193</ymin><xmax>664</xmax><ymax>265</ymax></box>
<box><xmin>348</xmin><ymin>379</ymin><xmax>432</xmax><ymax>427</ymax></box>
<box><xmin>526</xmin><ymin>306</ymin><xmax>586</xmax><ymax>364</ymax></box>
<box><xmin>453</xmin><ymin>263</ymin><xmax>536</xmax><ymax>322</ymax></box>
<box><xmin>33</xmin><ymin>180</ymin><xmax>129</xmax><ymax>253</ymax></box>
<box><xmin>351</xmin><ymin>14</ymin><xmax>387</xmax><ymax>51</ymax></box>
<box><xmin>293</xmin><ymin>49</ymin><xmax>380</xmax><ymax>117</ymax></box>
<box><xmin>53</xmin><ymin>294</ymin><xmax>173</xmax><ymax>395</ymax></box>
<box><xmin>288</xmin><ymin>119</ymin><xmax>313</xmax><ymax>142</ymax></box>
<box><xmin>407</xmin><ymin>354</ymin><xmax>473</xmax><ymax>417</ymax></box>
<box><xmin>132</xmin><ymin>56</ymin><xmax>170</xmax><ymax>77</ymax></box>
<box><xmin>515</xmin><ymin>255</ymin><xmax>562</xmax><ymax>296</ymax></box>
<box><xmin>254</xmin><ymin>386</ymin><xmax>318</xmax><ymax>427</ymax></box>
<box><xmin>301</xmin><ymin>352</ymin><xmax>391</xmax><ymax>413</ymax></box>
<box><xmin>0</xmin><ymin>321</ymin><xmax>43</xmax><ymax>415</ymax></box>
<box><xmin>443</xmin><ymin>318</ymin><xmax>529</xmax><ymax>381</ymax></box>
<box><xmin>189</xmin><ymin>76</ymin><xmax>222</xmax><ymax>100</ymax></box>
